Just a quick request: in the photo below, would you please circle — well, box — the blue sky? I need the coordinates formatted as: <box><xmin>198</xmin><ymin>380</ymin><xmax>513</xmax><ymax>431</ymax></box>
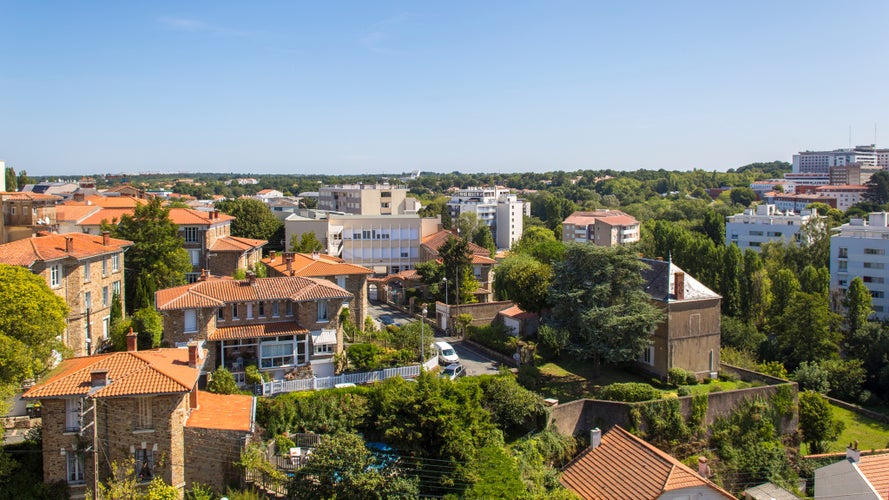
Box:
<box><xmin>2</xmin><ymin>1</ymin><xmax>889</xmax><ymax>176</ymax></box>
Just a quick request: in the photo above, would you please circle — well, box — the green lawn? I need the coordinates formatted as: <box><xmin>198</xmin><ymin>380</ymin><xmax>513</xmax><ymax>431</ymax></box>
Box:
<box><xmin>801</xmin><ymin>403</ymin><xmax>889</xmax><ymax>455</ymax></box>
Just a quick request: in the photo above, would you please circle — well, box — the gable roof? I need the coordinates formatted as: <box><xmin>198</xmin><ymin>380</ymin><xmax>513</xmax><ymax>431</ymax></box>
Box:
<box><xmin>0</xmin><ymin>192</ymin><xmax>62</xmax><ymax>202</ymax></box>
<box><xmin>22</xmin><ymin>348</ymin><xmax>201</xmax><ymax>399</ymax></box>
<box><xmin>155</xmin><ymin>276</ymin><xmax>352</xmax><ymax>311</ymax></box>
<box><xmin>560</xmin><ymin>426</ymin><xmax>734</xmax><ymax>500</ymax></box>
<box><xmin>78</xmin><ymin>207</ymin><xmax>136</xmax><ymax>226</ymax></box>
<box><xmin>856</xmin><ymin>453</ymin><xmax>889</xmax><ymax>497</ymax></box>
<box><xmin>56</xmin><ymin>205</ymin><xmax>102</xmax><ymax>223</ymax></box>
<box><xmin>640</xmin><ymin>258</ymin><xmax>720</xmax><ymax>303</ymax></box>
<box><xmin>0</xmin><ymin>232</ymin><xmax>133</xmax><ymax>267</ymax></box>
<box><xmin>499</xmin><ymin>305</ymin><xmax>537</xmax><ymax>321</ymax></box>
<box><xmin>168</xmin><ymin>208</ymin><xmax>234</xmax><ymax>225</ymax></box>
<box><xmin>262</xmin><ymin>252</ymin><xmax>372</xmax><ymax>277</ymax></box>
<box><xmin>209</xmin><ymin>235</ymin><xmax>267</xmax><ymax>252</ymax></box>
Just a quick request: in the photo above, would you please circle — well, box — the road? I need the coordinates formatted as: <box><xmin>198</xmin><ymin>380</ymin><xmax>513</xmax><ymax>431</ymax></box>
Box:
<box><xmin>366</xmin><ymin>301</ymin><xmax>501</xmax><ymax>377</ymax></box>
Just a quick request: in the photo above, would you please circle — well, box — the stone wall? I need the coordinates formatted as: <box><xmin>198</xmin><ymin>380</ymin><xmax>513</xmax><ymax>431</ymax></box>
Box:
<box><xmin>183</xmin><ymin>427</ymin><xmax>249</xmax><ymax>491</ymax></box>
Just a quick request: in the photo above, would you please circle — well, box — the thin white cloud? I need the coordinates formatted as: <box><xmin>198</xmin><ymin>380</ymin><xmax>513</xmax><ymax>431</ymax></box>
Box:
<box><xmin>156</xmin><ymin>17</ymin><xmax>253</xmax><ymax>37</ymax></box>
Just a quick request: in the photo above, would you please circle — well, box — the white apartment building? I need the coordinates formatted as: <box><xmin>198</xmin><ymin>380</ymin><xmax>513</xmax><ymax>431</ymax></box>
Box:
<box><xmin>285</xmin><ymin>211</ymin><xmax>441</xmax><ymax>275</ymax></box>
<box><xmin>831</xmin><ymin>213</ymin><xmax>889</xmax><ymax>318</ymax></box>
<box><xmin>792</xmin><ymin>145</ymin><xmax>878</xmax><ymax>174</ymax></box>
<box><xmin>317</xmin><ymin>183</ymin><xmax>419</xmax><ymax>215</ymax></box>
<box><xmin>725</xmin><ymin>204</ymin><xmax>822</xmax><ymax>251</ymax></box>
<box><xmin>813</xmin><ymin>185</ymin><xmax>867</xmax><ymax>212</ymax></box>
<box><xmin>561</xmin><ymin>210</ymin><xmax>640</xmax><ymax>246</ymax></box>
<box><xmin>446</xmin><ymin>187</ymin><xmax>525</xmax><ymax>249</ymax></box>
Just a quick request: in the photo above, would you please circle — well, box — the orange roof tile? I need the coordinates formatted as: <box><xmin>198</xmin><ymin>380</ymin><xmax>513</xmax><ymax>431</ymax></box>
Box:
<box><xmin>563</xmin><ymin>210</ymin><xmax>639</xmax><ymax>227</ymax></box>
<box><xmin>209</xmin><ymin>236</ymin><xmax>267</xmax><ymax>252</ymax></box>
<box><xmin>0</xmin><ymin>232</ymin><xmax>133</xmax><ymax>267</ymax></box>
<box><xmin>56</xmin><ymin>205</ymin><xmax>101</xmax><ymax>223</ymax></box>
<box><xmin>857</xmin><ymin>453</ymin><xmax>889</xmax><ymax>497</ymax></box>
<box><xmin>499</xmin><ymin>305</ymin><xmax>537</xmax><ymax>320</ymax></box>
<box><xmin>263</xmin><ymin>252</ymin><xmax>372</xmax><ymax>277</ymax></box>
<box><xmin>156</xmin><ymin>276</ymin><xmax>352</xmax><ymax>311</ymax></box>
<box><xmin>421</xmin><ymin>229</ymin><xmax>492</xmax><ymax>258</ymax></box>
<box><xmin>209</xmin><ymin>321</ymin><xmax>309</xmax><ymax>341</ymax></box>
<box><xmin>0</xmin><ymin>192</ymin><xmax>62</xmax><ymax>202</ymax></box>
<box><xmin>560</xmin><ymin>426</ymin><xmax>734</xmax><ymax>500</ymax></box>
<box><xmin>23</xmin><ymin>348</ymin><xmax>201</xmax><ymax>399</ymax></box>
<box><xmin>186</xmin><ymin>391</ymin><xmax>253</xmax><ymax>432</ymax></box>
<box><xmin>168</xmin><ymin>208</ymin><xmax>234</xmax><ymax>225</ymax></box>
<box><xmin>81</xmin><ymin>195</ymin><xmax>144</xmax><ymax>208</ymax></box>
<box><xmin>78</xmin><ymin>208</ymin><xmax>136</xmax><ymax>226</ymax></box>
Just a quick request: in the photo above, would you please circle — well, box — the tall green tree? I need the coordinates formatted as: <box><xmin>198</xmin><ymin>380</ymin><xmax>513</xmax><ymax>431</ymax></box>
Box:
<box><xmin>720</xmin><ymin>244</ymin><xmax>743</xmax><ymax>317</ymax></box>
<box><xmin>729</xmin><ymin>187</ymin><xmax>757</xmax><ymax>207</ymax></box>
<box><xmin>769</xmin><ymin>269</ymin><xmax>800</xmax><ymax>321</ymax></box>
<box><xmin>110</xmin><ymin>198</ymin><xmax>191</xmax><ymax>313</ymax></box>
<box><xmin>702</xmin><ymin>209</ymin><xmax>725</xmax><ymax>246</ymax></box>
<box><xmin>548</xmin><ymin>244</ymin><xmax>664</xmax><ymax>375</ymax></box>
<box><xmin>798</xmin><ymin>390</ymin><xmax>844</xmax><ymax>454</ymax></box>
<box><xmin>213</xmin><ymin>198</ymin><xmax>281</xmax><ymax>242</ymax></box>
<box><xmin>799</xmin><ymin>265</ymin><xmax>830</xmax><ymax>299</ymax></box>
<box><xmin>15</xmin><ymin>170</ymin><xmax>33</xmax><ymax>189</ymax></box>
<box><xmin>472</xmin><ymin>225</ymin><xmax>496</xmax><ymax>255</ymax></box>
<box><xmin>290</xmin><ymin>232</ymin><xmax>323</xmax><ymax>253</ymax></box>
<box><xmin>4</xmin><ymin>167</ymin><xmax>16</xmax><ymax>192</ymax></box>
<box><xmin>775</xmin><ymin>291</ymin><xmax>841</xmax><ymax>369</ymax></box>
<box><xmin>843</xmin><ymin>276</ymin><xmax>873</xmax><ymax>338</ymax></box>
<box><xmin>493</xmin><ymin>254</ymin><xmax>552</xmax><ymax>314</ymax></box>
<box><xmin>438</xmin><ymin>235</ymin><xmax>478</xmax><ymax>304</ymax></box>
<box><xmin>864</xmin><ymin>170</ymin><xmax>889</xmax><ymax>205</ymax></box>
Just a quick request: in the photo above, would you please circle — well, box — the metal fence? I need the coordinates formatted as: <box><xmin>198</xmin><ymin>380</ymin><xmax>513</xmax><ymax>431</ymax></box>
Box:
<box><xmin>262</xmin><ymin>357</ymin><xmax>438</xmax><ymax>396</ymax></box>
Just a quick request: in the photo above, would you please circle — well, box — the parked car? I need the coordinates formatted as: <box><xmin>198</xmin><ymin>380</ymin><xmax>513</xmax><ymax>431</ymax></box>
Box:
<box><xmin>440</xmin><ymin>363</ymin><xmax>466</xmax><ymax>381</ymax></box>
<box><xmin>432</xmin><ymin>341</ymin><xmax>460</xmax><ymax>365</ymax></box>
<box><xmin>378</xmin><ymin>315</ymin><xmax>396</xmax><ymax>326</ymax></box>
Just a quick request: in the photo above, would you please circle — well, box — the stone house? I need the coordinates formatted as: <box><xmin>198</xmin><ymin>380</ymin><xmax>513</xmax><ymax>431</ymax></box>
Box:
<box><xmin>155</xmin><ymin>274</ymin><xmax>352</xmax><ymax>381</ymax></box>
<box><xmin>419</xmin><ymin>229</ymin><xmax>497</xmax><ymax>302</ymax></box>
<box><xmin>262</xmin><ymin>251</ymin><xmax>371</xmax><ymax>328</ymax></box>
<box><xmin>0</xmin><ymin>231</ymin><xmax>132</xmax><ymax>356</ymax></box>
<box><xmin>639</xmin><ymin>258</ymin><xmax>722</xmax><ymax>380</ymax></box>
<box><xmin>0</xmin><ymin>191</ymin><xmax>61</xmax><ymax>243</ymax></box>
<box><xmin>22</xmin><ymin>337</ymin><xmax>254</xmax><ymax>497</ymax></box>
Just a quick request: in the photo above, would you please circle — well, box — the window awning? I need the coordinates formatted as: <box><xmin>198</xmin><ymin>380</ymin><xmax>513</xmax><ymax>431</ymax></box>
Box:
<box><xmin>311</xmin><ymin>329</ymin><xmax>337</xmax><ymax>346</ymax></box>
<box><xmin>209</xmin><ymin>322</ymin><xmax>309</xmax><ymax>341</ymax></box>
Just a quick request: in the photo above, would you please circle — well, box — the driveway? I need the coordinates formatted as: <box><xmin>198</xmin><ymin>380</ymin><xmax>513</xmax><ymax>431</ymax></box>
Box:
<box><xmin>434</xmin><ymin>334</ymin><xmax>502</xmax><ymax>377</ymax></box>
<box><xmin>366</xmin><ymin>301</ymin><xmax>414</xmax><ymax>328</ymax></box>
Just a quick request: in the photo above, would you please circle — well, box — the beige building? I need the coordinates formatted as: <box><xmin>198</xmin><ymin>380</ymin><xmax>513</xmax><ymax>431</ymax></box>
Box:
<box><xmin>23</xmin><ymin>340</ymin><xmax>254</xmax><ymax>497</ymax></box>
<box><xmin>0</xmin><ymin>191</ymin><xmax>61</xmax><ymax>243</ymax></box>
<box><xmin>155</xmin><ymin>274</ymin><xmax>352</xmax><ymax>380</ymax></box>
<box><xmin>0</xmin><ymin>232</ymin><xmax>132</xmax><ymax>356</ymax></box>
<box><xmin>285</xmin><ymin>212</ymin><xmax>441</xmax><ymax>275</ymax></box>
<box><xmin>562</xmin><ymin>210</ymin><xmax>640</xmax><ymax>246</ymax></box>
<box><xmin>318</xmin><ymin>183</ymin><xmax>419</xmax><ymax>215</ymax></box>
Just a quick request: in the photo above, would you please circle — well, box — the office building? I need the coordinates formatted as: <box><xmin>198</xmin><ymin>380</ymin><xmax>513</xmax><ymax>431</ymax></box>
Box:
<box><xmin>792</xmin><ymin>145</ymin><xmax>878</xmax><ymax>174</ymax></box>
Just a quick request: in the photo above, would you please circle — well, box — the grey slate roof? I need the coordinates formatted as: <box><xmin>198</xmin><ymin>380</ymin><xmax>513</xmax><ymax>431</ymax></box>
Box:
<box><xmin>640</xmin><ymin>258</ymin><xmax>720</xmax><ymax>303</ymax></box>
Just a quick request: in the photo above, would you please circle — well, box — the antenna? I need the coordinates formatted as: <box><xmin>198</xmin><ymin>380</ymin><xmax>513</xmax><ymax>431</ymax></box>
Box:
<box><xmin>875</xmin><ymin>122</ymin><xmax>878</xmax><ymax>147</ymax></box>
<box><xmin>849</xmin><ymin>125</ymin><xmax>852</xmax><ymax>148</ymax></box>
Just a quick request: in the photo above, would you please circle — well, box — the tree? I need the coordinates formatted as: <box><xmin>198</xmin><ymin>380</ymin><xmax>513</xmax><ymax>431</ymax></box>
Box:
<box><xmin>548</xmin><ymin>245</ymin><xmax>665</xmax><ymax>375</ymax></box>
<box><xmin>213</xmin><ymin>198</ymin><xmax>281</xmax><ymax>242</ymax></box>
<box><xmin>702</xmin><ymin>209</ymin><xmax>724</xmax><ymax>246</ymax></box>
<box><xmin>0</xmin><ymin>264</ymin><xmax>67</xmax><ymax>397</ymax></box>
<box><xmin>472</xmin><ymin>225</ymin><xmax>496</xmax><ymax>255</ymax></box>
<box><xmin>111</xmin><ymin>198</ymin><xmax>191</xmax><ymax>313</ymax></box>
<box><xmin>774</xmin><ymin>291</ymin><xmax>841</xmax><ymax>369</ymax></box>
<box><xmin>799</xmin><ymin>265</ymin><xmax>829</xmax><ymax>299</ymax></box>
<box><xmin>16</xmin><ymin>170</ymin><xmax>33</xmax><ymax>189</ymax></box>
<box><xmin>721</xmin><ymin>244</ymin><xmax>743</xmax><ymax>317</ymax></box>
<box><xmin>290</xmin><ymin>232</ymin><xmax>323</xmax><ymax>253</ymax></box>
<box><xmin>438</xmin><ymin>236</ymin><xmax>478</xmax><ymax>305</ymax></box>
<box><xmin>729</xmin><ymin>187</ymin><xmax>757</xmax><ymax>207</ymax></box>
<box><xmin>493</xmin><ymin>254</ymin><xmax>552</xmax><ymax>313</ymax></box>
<box><xmin>864</xmin><ymin>170</ymin><xmax>889</xmax><ymax>205</ymax></box>
<box><xmin>132</xmin><ymin>307</ymin><xmax>163</xmax><ymax>350</ymax></box>
<box><xmin>456</xmin><ymin>313</ymin><xmax>473</xmax><ymax>339</ymax></box>
<box><xmin>798</xmin><ymin>390</ymin><xmax>844</xmax><ymax>454</ymax></box>
<box><xmin>843</xmin><ymin>277</ymin><xmax>873</xmax><ymax>340</ymax></box>
<box><xmin>464</xmin><ymin>446</ymin><xmax>527</xmax><ymax>499</ymax></box>
<box><xmin>207</xmin><ymin>367</ymin><xmax>239</xmax><ymax>394</ymax></box>
<box><xmin>4</xmin><ymin>167</ymin><xmax>16</xmax><ymax>192</ymax></box>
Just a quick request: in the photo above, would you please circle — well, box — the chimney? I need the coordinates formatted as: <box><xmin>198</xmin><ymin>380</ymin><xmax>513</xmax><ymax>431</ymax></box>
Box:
<box><xmin>311</xmin><ymin>251</ymin><xmax>320</xmax><ymax>260</ymax></box>
<box><xmin>211</xmin><ymin>210</ymin><xmax>219</xmax><ymax>220</ymax></box>
<box><xmin>847</xmin><ymin>442</ymin><xmax>861</xmax><ymax>463</ymax></box>
<box><xmin>65</xmin><ymin>236</ymin><xmax>74</xmax><ymax>253</ymax></box>
<box><xmin>190</xmin><ymin>385</ymin><xmax>199</xmax><ymax>410</ymax></box>
<box><xmin>285</xmin><ymin>253</ymin><xmax>293</xmax><ymax>274</ymax></box>
<box><xmin>589</xmin><ymin>428</ymin><xmax>602</xmax><ymax>450</ymax></box>
<box><xmin>698</xmin><ymin>456</ymin><xmax>711</xmax><ymax>479</ymax></box>
<box><xmin>199</xmin><ymin>269</ymin><xmax>208</xmax><ymax>281</ymax></box>
<box><xmin>126</xmin><ymin>328</ymin><xmax>138</xmax><ymax>352</ymax></box>
<box><xmin>247</xmin><ymin>271</ymin><xmax>256</xmax><ymax>285</ymax></box>
<box><xmin>102</xmin><ymin>231</ymin><xmax>110</xmax><ymax>246</ymax></box>
<box><xmin>270</xmin><ymin>250</ymin><xmax>277</xmax><ymax>262</ymax></box>
<box><xmin>90</xmin><ymin>370</ymin><xmax>109</xmax><ymax>388</ymax></box>
<box><xmin>673</xmin><ymin>272</ymin><xmax>685</xmax><ymax>301</ymax></box>
<box><xmin>188</xmin><ymin>341</ymin><xmax>201</xmax><ymax>369</ymax></box>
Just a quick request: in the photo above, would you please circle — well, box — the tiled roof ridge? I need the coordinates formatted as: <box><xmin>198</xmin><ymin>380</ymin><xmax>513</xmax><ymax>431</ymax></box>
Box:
<box><xmin>128</xmin><ymin>351</ymin><xmax>194</xmax><ymax>392</ymax></box>
<box><xmin>28</xmin><ymin>238</ymin><xmax>44</xmax><ymax>263</ymax></box>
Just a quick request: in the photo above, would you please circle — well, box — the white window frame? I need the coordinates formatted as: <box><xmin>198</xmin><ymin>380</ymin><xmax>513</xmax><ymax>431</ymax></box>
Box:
<box><xmin>246</xmin><ymin>303</ymin><xmax>254</xmax><ymax>319</ymax></box>
<box><xmin>103</xmin><ymin>316</ymin><xmax>110</xmax><ymax>339</ymax></box>
<box><xmin>112</xmin><ymin>280</ymin><xmax>121</xmax><ymax>298</ymax></box>
<box><xmin>232</xmin><ymin>304</ymin><xmax>240</xmax><ymax>320</ymax></box>
<box><xmin>102</xmin><ymin>286</ymin><xmax>109</xmax><ymax>307</ymax></box>
<box><xmin>50</xmin><ymin>264</ymin><xmax>61</xmax><ymax>288</ymax></box>
<box><xmin>66</xmin><ymin>451</ymin><xmax>85</xmax><ymax>484</ymax></box>
<box><xmin>286</xmin><ymin>301</ymin><xmax>293</xmax><ymax>316</ymax></box>
<box><xmin>260</xmin><ymin>336</ymin><xmax>296</xmax><ymax>369</ymax></box>
<box><xmin>317</xmin><ymin>301</ymin><xmax>329</xmax><ymax>322</ymax></box>
<box><xmin>84</xmin><ymin>291</ymin><xmax>92</xmax><ymax>313</ymax></box>
<box><xmin>136</xmin><ymin>397</ymin><xmax>152</xmax><ymax>430</ymax></box>
<box><xmin>112</xmin><ymin>253</ymin><xmax>120</xmax><ymax>272</ymax></box>
<box><xmin>65</xmin><ymin>398</ymin><xmax>81</xmax><ymax>433</ymax></box>
<box><xmin>134</xmin><ymin>447</ymin><xmax>155</xmax><ymax>482</ymax></box>
<box><xmin>336</xmin><ymin>275</ymin><xmax>347</xmax><ymax>289</ymax></box>
<box><xmin>189</xmin><ymin>249</ymin><xmax>201</xmax><ymax>266</ymax></box>
<box><xmin>184</xmin><ymin>310</ymin><xmax>198</xmax><ymax>333</ymax></box>
<box><xmin>83</xmin><ymin>261</ymin><xmax>91</xmax><ymax>283</ymax></box>
<box><xmin>102</xmin><ymin>258</ymin><xmax>108</xmax><ymax>277</ymax></box>
<box><xmin>183</xmin><ymin>226</ymin><xmax>199</xmax><ymax>243</ymax></box>
<box><xmin>272</xmin><ymin>302</ymin><xmax>280</xmax><ymax>317</ymax></box>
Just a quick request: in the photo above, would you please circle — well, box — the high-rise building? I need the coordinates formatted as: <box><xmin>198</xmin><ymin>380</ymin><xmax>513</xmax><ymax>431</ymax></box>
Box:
<box><xmin>446</xmin><ymin>187</ymin><xmax>525</xmax><ymax>249</ymax></box>
<box><xmin>792</xmin><ymin>145</ymin><xmax>877</xmax><ymax>174</ymax></box>
<box><xmin>317</xmin><ymin>183</ymin><xmax>419</xmax><ymax>215</ymax></box>
<box><xmin>831</xmin><ymin>212</ymin><xmax>889</xmax><ymax>318</ymax></box>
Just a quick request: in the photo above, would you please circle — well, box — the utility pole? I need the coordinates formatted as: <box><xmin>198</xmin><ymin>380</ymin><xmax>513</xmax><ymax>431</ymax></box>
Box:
<box><xmin>81</xmin><ymin>398</ymin><xmax>98</xmax><ymax>499</ymax></box>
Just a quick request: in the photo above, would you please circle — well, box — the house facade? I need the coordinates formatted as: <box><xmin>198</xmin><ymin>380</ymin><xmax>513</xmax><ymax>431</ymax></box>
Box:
<box><xmin>155</xmin><ymin>274</ymin><xmax>352</xmax><ymax>381</ymax></box>
<box><xmin>561</xmin><ymin>210</ymin><xmax>641</xmax><ymax>246</ymax></box>
<box><xmin>22</xmin><ymin>339</ymin><xmax>254</xmax><ymax>497</ymax></box>
<box><xmin>0</xmin><ymin>232</ymin><xmax>132</xmax><ymax>356</ymax></box>
<box><xmin>640</xmin><ymin>258</ymin><xmax>722</xmax><ymax>379</ymax></box>
<box><xmin>0</xmin><ymin>191</ymin><xmax>61</xmax><ymax>243</ymax></box>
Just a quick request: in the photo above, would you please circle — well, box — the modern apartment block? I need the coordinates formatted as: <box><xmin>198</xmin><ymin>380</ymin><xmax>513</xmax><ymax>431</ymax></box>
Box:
<box><xmin>318</xmin><ymin>183</ymin><xmax>419</xmax><ymax>215</ymax></box>
<box><xmin>831</xmin><ymin>212</ymin><xmax>889</xmax><ymax>318</ymax></box>
<box><xmin>812</xmin><ymin>185</ymin><xmax>867</xmax><ymax>211</ymax></box>
<box><xmin>792</xmin><ymin>145</ymin><xmax>879</xmax><ymax>174</ymax></box>
<box><xmin>0</xmin><ymin>232</ymin><xmax>132</xmax><ymax>356</ymax></box>
<box><xmin>829</xmin><ymin>164</ymin><xmax>883</xmax><ymax>186</ymax></box>
<box><xmin>446</xmin><ymin>186</ymin><xmax>525</xmax><ymax>249</ymax></box>
<box><xmin>725</xmin><ymin>205</ymin><xmax>822</xmax><ymax>251</ymax></box>
<box><xmin>561</xmin><ymin>210</ymin><xmax>640</xmax><ymax>246</ymax></box>
<box><xmin>284</xmin><ymin>211</ymin><xmax>442</xmax><ymax>275</ymax></box>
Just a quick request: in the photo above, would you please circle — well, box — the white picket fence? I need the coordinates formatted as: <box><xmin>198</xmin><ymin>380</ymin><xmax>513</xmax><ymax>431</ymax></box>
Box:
<box><xmin>262</xmin><ymin>356</ymin><xmax>439</xmax><ymax>396</ymax></box>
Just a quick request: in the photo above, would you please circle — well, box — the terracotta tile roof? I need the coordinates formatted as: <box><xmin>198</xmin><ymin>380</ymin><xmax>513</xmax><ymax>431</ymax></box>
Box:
<box><xmin>56</xmin><ymin>205</ymin><xmax>101</xmax><ymax>223</ymax></box>
<box><xmin>209</xmin><ymin>236</ymin><xmax>267</xmax><ymax>252</ymax></box>
<box><xmin>563</xmin><ymin>210</ymin><xmax>640</xmax><ymax>227</ymax></box>
<box><xmin>421</xmin><ymin>229</ymin><xmax>491</xmax><ymax>258</ymax></box>
<box><xmin>81</xmin><ymin>195</ymin><xmax>144</xmax><ymax>208</ymax></box>
<box><xmin>0</xmin><ymin>232</ymin><xmax>133</xmax><ymax>267</ymax></box>
<box><xmin>560</xmin><ymin>426</ymin><xmax>734</xmax><ymax>500</ymax></box>
<box><xmin>209</xmin><ymin>321</ymin><xmax>309</xmax><ymax>341</ymax></box>
<box><xmin>168</xmin><ymin>208</ymin><xmax>234</xmax><ymax>225</ymax></box>
<box><xmin>156</xmin><ymin>276</ymin><xmax>352</xmax><ymax>311</ymax></box>
<box><xmin>263</xmin><ymin>252</ymin><xmax>373</xmax><ymax>277</ymax></box>
<box><xmin>857</xmin><ymin>453</ymin><xmax>889</xmax><ymax>497</ymax></box>
<box><xmin>0</xmin><ymin>192</ymin><xmax>62</xmax><ymax>202</ymax></box>
<box><xmin>186</xmin><ymin>391</ymin><xmax>253</xmax><ymax>432</ymax></box>
<box><xmin>78</xmin><ymin>208</ymin><xmax>136</xmax><ymax>226</ymax></box>
<box><xmin>499</xmin><ymin>305</ymin><xmax>537</xmax><ymax>320</ymax></box>
<box><xmin>22</xmin><ymin>348</ymin><xmax>202</xmax><ymax>399</ymax></box>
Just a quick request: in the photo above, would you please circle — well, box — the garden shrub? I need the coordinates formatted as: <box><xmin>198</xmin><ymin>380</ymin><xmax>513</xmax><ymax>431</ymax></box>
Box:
<box><xmin>517</xmin><ymin>364</ymin><xmax>542</xmax><ymax>390</ymax></box>
<box><xmin>467</xmin><ymin>323</ymin><xmax>513</xmax><ymax>356</ymax></box>
<box><xmin>668</xmin><ymin>368</ymin><xmax>697</xmax><ymax>386</ymax></box>
<box><xmin>245</xmin><ymin>365</ymin><xmax>264</xmax><ymax>385</ymax></box>
<box><xmin>347</xmin><ymin>343</ymin><xmax>380</xmax><ymax>371</ymax></box>
<box><xmin>677</xmin><ymin>386</ymin><xmax>691</xmax><ymax>397</ymax></box>
<box><xmin>597</xmin><ymin>382</ymin><xmax>661</xmax><ymax>402</ymax></box>
<box><xmin>274</xmin><ymin>434</ymin><xmax>295</xmax><ymax>455</ymax></box>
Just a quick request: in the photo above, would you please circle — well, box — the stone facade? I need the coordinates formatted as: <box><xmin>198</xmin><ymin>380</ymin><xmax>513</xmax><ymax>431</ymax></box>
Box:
<box><xmin>183</xmin><ymin>427</ymin><xmax>250</xmax><ymax>490</ymax></box>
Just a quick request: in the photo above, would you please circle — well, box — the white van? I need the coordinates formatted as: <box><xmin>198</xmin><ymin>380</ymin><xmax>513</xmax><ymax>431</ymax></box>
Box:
<box><xmin>432</xmin><ymin>341</ymin><xmax>459</xmax><ymax>365</ymax></box>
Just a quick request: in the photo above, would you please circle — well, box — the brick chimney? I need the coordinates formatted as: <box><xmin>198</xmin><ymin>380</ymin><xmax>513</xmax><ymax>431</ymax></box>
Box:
<box><xmin>589</xmin><ymin>428</ymin><xmax>602</xmax><ymax>450</ymax></box>
<box><xmin>188</xmin><ymin>341</ymin><xmax>201</xmax><ymax>369</ymax></box>
<box><xmin>698</xmin><ymin>456</ymin><xmax>711</xmax><ymax>479</ymax></box>
<box><xmin>90</xmin><ymin>370</ymin><xmax>109</xmax><ymax>388</ymax></box>
<box><xmin>126</xmin><ymin>327</ymin><xmax>138</xmax><ymax>352</ymax></box>
<box><xmin>247</xmin><ymin>271</ymin><xmax>256</xmax><ymax>285</ymax></box>
<box><xmin>285</xmin><ymin>253</ymin><xmax>293</xmax><ymax>274</ymax></box>
<box><xmin>190</xmin><ymin>385</ymin><xmax>199</xmax><ymax>410</ymax></box>
<box><xmin>673</xmin><ymin>272</ymin><xmax>685</xmax><ymax>301</ymax></box>
<box><xmin>102</xmin><ymin>231</ymin><xmax>110</xmax><ymax>246</ymax></box>
<box><xmin>269</xmin><ymin>250</ymin><xmax>277</xmax><ymax>262</ymax></box>
<box><xmin>199</xmin><ymin>268</ymin><xmax>208</xmax><ymax>281</ymax></box>
<box><xmin>65</xmin><ymin>236</ymin><xmax>74</xmax><ymax>253</ymax></box>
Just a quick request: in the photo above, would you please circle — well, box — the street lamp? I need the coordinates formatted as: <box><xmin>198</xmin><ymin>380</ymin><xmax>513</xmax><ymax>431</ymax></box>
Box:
<box><xmin>442</xmin><ymin>277</ymin><xmax>448</xmax><ymax>306</ymax></box>
<box><xmin>420</xmin><ymin>306</ymin><xmax>428</xmax><ymax>364</ymax></box>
